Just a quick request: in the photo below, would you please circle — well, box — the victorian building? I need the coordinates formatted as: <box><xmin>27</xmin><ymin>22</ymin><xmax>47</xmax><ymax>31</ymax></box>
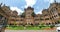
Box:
<box><xmin>0</xmin><ymin>0</ymin><xmax>60</xmax><ymax>27</ymax></box>
<box><xmin>0</xmin><ymin>3</ymin><xmax>10</xmax><ymax>32</ymax></box>
<box><xmin>8</xmin><ymin>1</ymin><xmax>60</xmax><ymax>25</ymax></box>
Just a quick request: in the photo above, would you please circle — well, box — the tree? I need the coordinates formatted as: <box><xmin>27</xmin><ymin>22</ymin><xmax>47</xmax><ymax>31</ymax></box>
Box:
<box><xmin>20</xmin><ymin>12</ymin><xmax>25</xmax><ymax>18</ymax></box>
<box><xmin>50</xmin><ymin>25</ymin><xmax>55</xmax><ymax>28</ymax></box>
<box><xmin>57</xmin><ymin>20</ymin><xmax>60</xmax><ymax>24</ymax></box>
<box><xmin>31</xmin><ymin>12</ymin><xmax>36</xmax><ymax>17</ymax></box>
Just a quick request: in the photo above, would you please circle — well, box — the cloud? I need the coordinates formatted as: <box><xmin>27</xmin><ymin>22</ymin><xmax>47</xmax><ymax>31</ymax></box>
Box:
<box><xmin>36</xmin><ymin>10</ymin><xmax>42</xmax><ymax>14</ymax></box>
<box><xmin>10</xmin><ymin>7</ymin><xmax>24</xmax><ymax>15</ymax></box>
<box><xmin>36</xmin><ymin>0</ymin><xmax>54</xmax><ymax>14</ymax></box>
<box><xmin>44</xmin><ymin>0</ymin><xmax>54</xmax><ymax>3</ymax></box>
<box><xmin>25</xmin><ymin>0</ymin><xmax>36</xmax><ymax>8</ymax></box>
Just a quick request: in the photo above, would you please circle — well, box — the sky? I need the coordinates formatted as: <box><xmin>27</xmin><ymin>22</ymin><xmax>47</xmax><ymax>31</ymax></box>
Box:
<box><xmin>0</xmin><ymin>0</ymin><xmax>60</xmax><ymax>15</ymax></box>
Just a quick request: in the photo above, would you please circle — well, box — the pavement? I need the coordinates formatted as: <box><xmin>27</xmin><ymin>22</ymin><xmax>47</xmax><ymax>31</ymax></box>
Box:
<box><xmin>5</xmin><ymin>30</ymin><xmax>57</xmax><ymax>32</ymax></box>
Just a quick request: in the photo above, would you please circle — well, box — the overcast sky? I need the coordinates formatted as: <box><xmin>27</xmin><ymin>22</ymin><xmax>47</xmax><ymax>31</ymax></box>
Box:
<box><xmin>0</xmin><ymin>0</ymin><xmax>60</xmax><ymax>15</ymax></box>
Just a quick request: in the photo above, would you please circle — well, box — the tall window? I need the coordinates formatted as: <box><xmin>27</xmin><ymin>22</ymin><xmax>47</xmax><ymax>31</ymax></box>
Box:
<box><xmin>51</xmin><ymin>8</ymin><xmax>58</xmax><ymax>15</ymax></box>
<box><xmin>58</xmin><ymin>13</ymin><xmax>60</xmax><ymax>16</ymax></box>
<box><xmin>0</xmin><ymin>15</ymin><xmax>3</xmax><ymax>20</ymax></box>
<box><xmin>45</xmin><ymin>18</ymin><xmax>49</xmax><ymax>20</ymax></box>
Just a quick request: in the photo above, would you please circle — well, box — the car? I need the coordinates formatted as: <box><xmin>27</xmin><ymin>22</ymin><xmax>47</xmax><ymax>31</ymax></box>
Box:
<box><xmin>57</xmin><ymin>27</ymin><xmax>60</xmax><ymax>32</ymax></box>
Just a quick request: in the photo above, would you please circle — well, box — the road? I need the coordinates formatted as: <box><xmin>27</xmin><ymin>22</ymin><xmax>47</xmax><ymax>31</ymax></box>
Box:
<box><xmin>5</xmin><ymin>30</ymin><xmax>57</xmax><ymax>32</ymax></box>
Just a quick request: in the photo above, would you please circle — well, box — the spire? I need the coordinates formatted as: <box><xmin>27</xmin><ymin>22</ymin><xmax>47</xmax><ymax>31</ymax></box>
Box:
<box><xmin>54</xmin><ymin>0</ymin><xmax>56</xmax><ymax>3</ymax></box>
<box><xmin>3</xmin><ymin>4</ymin><xmax>5</xmax><ymax>6</ymax></box>
<box><xmin>0</xmin><ymin>3</ymin><xmax>2</xmax><ymax>7</ymax></box>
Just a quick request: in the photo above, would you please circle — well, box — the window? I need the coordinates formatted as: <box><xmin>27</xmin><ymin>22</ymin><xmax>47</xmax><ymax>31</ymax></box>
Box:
<box><xmin>26</xmin><ymin>18</ymin><xmax>31</xmax><ymax>19</ymax></box>
<box><xmin>54</xmin><ymin>15</ymin><xmax>57</xmax><ymax>17</ymax></box>
<box><xmin>12</xmin><ymin>16</ymin><xmax>16</xmax><ymax>18</ymax></box>
<box><xmin>35</xmin><ymin>19</ymin><xmax>39</xmax><ymax>21</ymax></box>
<box><xmin>58</xmin><ymin>13</ymin><xmax>60</xmax><ymax>16</ymax></box>
<box><xmin>51</xmin><ymin>8</ymin><xmax>56</xmax><ymax>12</ymax></box>
<box><xmin>44</xmin><ymin>14</ymin><xmax>48</xmax><ymax>16</ymax></box>
<box><xmin>52</xmin><ymin>16</ymin><xmax>54</xmax><ymax>18</ymax></box>
<box><xmin>20</xmin><ymin>19</ymin><xmax>23</xmax><ymax>21</ymax></box>
<box><xmin>45</xmin><ymin>18</ymin><xmax>49</xmax><ymax>20</ymax></box>
<box><xmin>0</xmin><ymin>15</ymin><xmax>3</xmax><ymax>20</ymax></box>
<box><xmin>16</xmin><ymin>20</ymin><xmax>19</xmax><ymax>21</ymax></box>
<box><xmin>28</xmin><ymin>12</ymin><xmax>30</xmax><ymax>14</ymax></box>
<box><xmin>50</xmin><ymin>17</ymin><xmax>52</xmax><ymax>19</ymax></box>
<box><xmin>40</xmin><ymin>18</ymin><xmax>44</xmax><ymax>20</ymax></box>
<box><xmin>49</xmin><ymin>23</ymin><xmax>51</xmax><ymax>25</ymax></box>
<box><xmin>51</xmin><ymin>8</ymin><xmax>57</xmax><ymax>15</ymax></box>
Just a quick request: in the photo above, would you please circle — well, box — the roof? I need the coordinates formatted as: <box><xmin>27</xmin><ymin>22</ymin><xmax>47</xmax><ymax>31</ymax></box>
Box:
<box><xmin>24</xmin><ymin>6</ymin><xmax>34</xmax><ymax>10</ymax></box>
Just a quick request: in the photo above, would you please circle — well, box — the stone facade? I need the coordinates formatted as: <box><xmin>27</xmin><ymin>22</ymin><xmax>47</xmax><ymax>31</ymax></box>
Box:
<box><xmin>0</xmin><ymin>3</ymin><xmax>10</xmax><ymax>32</ymax></box>
<box><xmin>8</xmin><ymin>2</ymin><xmax>60</xmax><ymax>25</ymax></box>
<box><xmin>0</xmin><ymin>1</ymin><xmax>60</xmax><ymax>26</ymax></box>
<box><xmin>25</xmin><ymin>7</ymin><xmax>34</xmax><ymax>25</ymax></box>
<box><xmin>41</xmin><ymin>2</ymin><xmax>60</xmax><ymax>25</ymax></box>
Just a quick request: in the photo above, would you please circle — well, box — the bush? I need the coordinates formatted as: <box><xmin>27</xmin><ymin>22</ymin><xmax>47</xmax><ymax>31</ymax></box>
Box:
<box><xmin>50</xmin><ymin>25</ymin><xmax>55</xmax><ymax>28</ymax></box>
<box><xmin>39</xmin><ymin>26</ymin><xmax>42</xmax><ymax>28</ymax></box>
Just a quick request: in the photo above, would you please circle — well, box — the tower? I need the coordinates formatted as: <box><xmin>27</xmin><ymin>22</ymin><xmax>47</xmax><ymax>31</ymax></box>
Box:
<box><xmin>24</xmin><ymin>6</ymin><xmax>34</xmax><ymax>25</ymax></box>
<box><xmin>0</xmin><ymin>3</ymin><xmax>2</xmax><ymax>7</ymax></box>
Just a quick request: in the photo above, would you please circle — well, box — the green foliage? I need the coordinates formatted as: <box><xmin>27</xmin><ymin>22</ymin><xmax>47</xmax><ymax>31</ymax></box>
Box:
<box><xmin>20</xmin><ymin>12</ymin><xmax>25</xmax><ymax>18</ymax></box>
<box><xmin>31</xmin><ymin>12</ymin><xmax>36</xmax><ymax>17</ymax></box>
<box><xmin>6</xmin><ymin>24</ymin><xmax>55</xmax><ymax>30</ymax></box>
<box><xmin>50</xmin><ymin>25</ymin><xmax>55</xmax><ymax>28</ymax></box>
<box><xmin>40</xmin><ymin>23</ymin><xmax>45</xmax><ymax>25</ymax></box>
<box><xmin>57</xmin><ymin>20</ymin><xmax>60</xmax><ymax>23</ymax></box>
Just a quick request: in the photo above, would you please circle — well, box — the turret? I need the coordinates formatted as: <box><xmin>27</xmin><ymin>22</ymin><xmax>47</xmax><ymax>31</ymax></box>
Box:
<box><xmin>54</xmin><ymin>0</ymin><xmax>56</xmax><ymax>3</ymax></box>
<box><xmin>0</xmin><ymin>3</ymin><xmax>2</xmax><ymax>8</ymax></box>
